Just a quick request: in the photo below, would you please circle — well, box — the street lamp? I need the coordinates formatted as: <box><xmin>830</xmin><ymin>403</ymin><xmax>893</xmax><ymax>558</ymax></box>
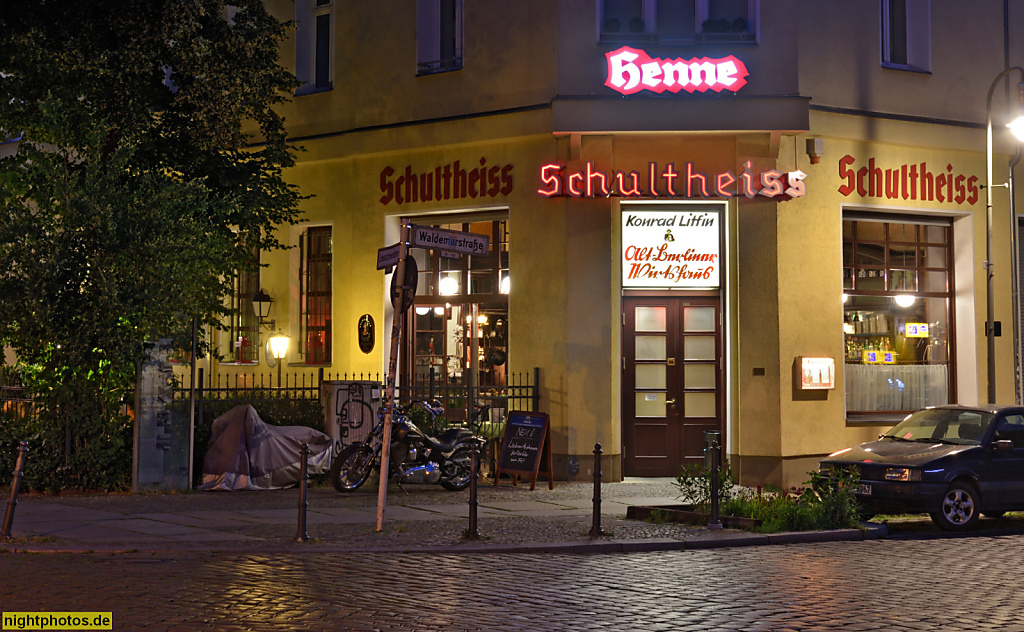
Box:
<box><xmin>268</xmin><ymin>330</ymin><xmax>290</xmax><ymax>387</ymax></box>
<box><xmin>984</xmin><ymin>68</ymin><xmax>1024</xmax><ymax>403</ymax></box>
<box><xmin>252</xmin><ymin>288</ymin><xmax>274</xmax><ymax>327</ymax></box>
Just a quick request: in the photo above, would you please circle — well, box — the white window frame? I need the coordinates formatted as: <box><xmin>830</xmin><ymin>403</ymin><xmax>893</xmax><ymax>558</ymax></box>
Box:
<box><xmin>417</xmin><ymin>0</ymin><xmax>464</xmax><ymax>76</ymax></box>
<box><xmin>881</xmin><ymin>0</ymin><xmax>931</xmax><ymax>73</ymax></box>
<box><xmin>295</xmin><ymin>0</ymin><xmax>334</xmax><ymax>95</ymax></box>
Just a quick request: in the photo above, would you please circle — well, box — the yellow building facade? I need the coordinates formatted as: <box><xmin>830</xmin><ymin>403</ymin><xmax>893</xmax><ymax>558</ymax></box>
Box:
<box><xmin>193</xmin><ymin>0</ymin><xmax>1024</xmax><ymax>487</ymax></box>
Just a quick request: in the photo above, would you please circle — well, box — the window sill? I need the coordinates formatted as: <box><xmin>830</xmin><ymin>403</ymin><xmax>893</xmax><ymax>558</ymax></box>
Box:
<box><xmin>598</xmin><ymin>32</ymin><xmax>758</xmax><ymax>46</ymax></box>
<box><xmin>295</xmin><ymin>84</ymin><xmax>334</xmax><ymax>97</ymax></box>
<box><xmin>416</xmin><ymin>62</ymin><xmax>463</xmax><ymax>77</ymax></box>
<box><xmin>846</xmin><ymin>413</ymin><xmax>909</xmax><ymax>426</ymax></box>
<box><xmin>220</xmin><ymin>361</ymin><xmax>260</xmax><ymax>366</ymax></box>
<box><xmin>880</xmin><ymin>62</ymin><xmax>931</xmax><ymax>75</ymax></box>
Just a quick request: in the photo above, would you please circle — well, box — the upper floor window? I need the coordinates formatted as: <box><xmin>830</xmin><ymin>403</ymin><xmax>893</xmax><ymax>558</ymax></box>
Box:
<box><xmin>881</xmin><ymin>0</ymin><xmax>930</xmax><ymax>72</ymax></box>
<box><xmin>299</xmin><ymin>226</ymin><xmax>333</xmax><ymax>364</ymax></box>
<box><xmin>295</xmin><ymin>0</ymin><xmax>334</xmax><ymax>95</ymax></box>
<box><xmin>418</xmin><ymin>0</ymin><xmax>464</xmax><ymax>75</ymax></box>
<box><xmin>600</xmin><ymin>0</ymin><xmax>757</xmax><ymax>45</ymax></box>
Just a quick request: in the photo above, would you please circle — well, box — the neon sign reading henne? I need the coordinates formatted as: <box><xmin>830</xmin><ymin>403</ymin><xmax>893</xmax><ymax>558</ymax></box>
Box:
<box><xmin>605</xmin><ymin>46</ymin><xmax>749</xmax><ymax>95</ymax></box>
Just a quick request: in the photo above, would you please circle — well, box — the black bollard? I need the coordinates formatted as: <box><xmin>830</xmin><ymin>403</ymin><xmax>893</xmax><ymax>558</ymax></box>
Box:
<box><xmin>589</xmin><ymin>443</ymin><xmax>606</xmax><ymax>537</ymax></box>
<box><xmin>708</xmin><ymin>436</ymin><xmax>723</xmax><ymax>530</ymax></box>
<box><xmin>466</xmin><ymin>446</ymin><xmax>480</xmax><ymax>539</ymax></box>
<box><xmin>2</xmin><ymin>441</ymin><xmax>29</xmax><ymax>540</ymax></box>
<box><xmin>296</xmin><ymin>443</ymin><xmax>309</xmax><ymax>543</ymax></box>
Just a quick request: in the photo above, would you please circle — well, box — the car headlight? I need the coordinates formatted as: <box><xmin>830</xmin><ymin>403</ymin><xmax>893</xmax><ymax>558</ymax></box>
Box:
<box><xmin>884</xmin><ymin>467</ymin><xmax>922</xmax><ymax>482</ymax></box>
<box><xmin>819</xmin><ymin>463</ymin><xmax>835</xmax><ymax>475</ymax></box>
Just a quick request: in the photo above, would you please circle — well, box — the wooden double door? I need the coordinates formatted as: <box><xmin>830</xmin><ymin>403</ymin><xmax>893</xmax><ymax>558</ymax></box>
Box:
<box><xmin>622</xmin><ymin>296</ymin><xmax>723</xmax><ymax>477</ymax></box>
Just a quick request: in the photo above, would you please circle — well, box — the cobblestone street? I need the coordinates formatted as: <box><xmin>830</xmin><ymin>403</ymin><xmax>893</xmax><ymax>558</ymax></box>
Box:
<box><xmin>4</xmin><ymin>535</ymin><xmax>1024</xmax><ymax>631</ymax></box>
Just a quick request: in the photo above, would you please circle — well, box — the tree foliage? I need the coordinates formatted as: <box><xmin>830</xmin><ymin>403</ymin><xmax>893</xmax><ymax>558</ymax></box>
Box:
<box><xmin>0</xmin><ymin>0</ymin><xmax>302</xmax><ymax>489</ymax></box>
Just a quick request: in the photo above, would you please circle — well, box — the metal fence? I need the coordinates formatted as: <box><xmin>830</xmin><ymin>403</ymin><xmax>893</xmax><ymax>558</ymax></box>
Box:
<box><xmin>172</xmin><ymin>367</ymin><xmax>540</xmax><ymax>428</ymax></box>
<box><xmin>0</xmin><ymin>376</ymin><xmax>34</xmax><ymax>421</ymax></box>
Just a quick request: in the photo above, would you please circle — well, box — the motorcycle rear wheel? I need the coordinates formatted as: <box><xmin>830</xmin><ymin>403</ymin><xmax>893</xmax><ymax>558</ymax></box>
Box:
<box><xmin>330</xmin><ymin>444</ymin><xmax>375</xmax><ymax>492</ymax></box>
<box><xmin>440</xmin><ymin>445</ymin><xmax>475</xmax><ymax>491</ymax></box>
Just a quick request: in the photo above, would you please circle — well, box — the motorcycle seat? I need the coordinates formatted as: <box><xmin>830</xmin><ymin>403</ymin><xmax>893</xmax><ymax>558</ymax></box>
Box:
<box><xmin>427</xmin><ymin>427</ymin><xmax>474</xmax><ymax>451</ymax></box>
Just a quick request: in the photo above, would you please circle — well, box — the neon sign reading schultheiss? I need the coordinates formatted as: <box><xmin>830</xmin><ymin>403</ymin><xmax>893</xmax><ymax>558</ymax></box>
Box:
<box><xmin>605</xmin><ymin>46</ymin><xmax>749</xmax><ymax>95</ymax></box>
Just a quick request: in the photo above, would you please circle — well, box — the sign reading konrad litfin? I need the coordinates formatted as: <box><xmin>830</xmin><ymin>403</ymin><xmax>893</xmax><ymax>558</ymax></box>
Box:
<box><xmin>410</xmin><ymin>224</ymin><xmax>490</xmax><ymax>256</ymax></box>
<box><xmin>622</xmin><ymin>209</ymin><xmax>720</xmax><ymax>289</ymax></box>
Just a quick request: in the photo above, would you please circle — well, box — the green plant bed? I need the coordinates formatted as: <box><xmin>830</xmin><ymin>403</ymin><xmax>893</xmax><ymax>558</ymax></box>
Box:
<box><xmin>667</xmin><ymin>462</ymin><xmax>864</xmax><ymax>534</ymax></box>
<box><xmin>627</xmin><ymin>504</ymin><xmax>761</xmax><ymax>529</ymax></box>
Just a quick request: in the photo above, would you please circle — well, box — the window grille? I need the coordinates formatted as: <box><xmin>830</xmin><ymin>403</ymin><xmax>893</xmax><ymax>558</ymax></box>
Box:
<box><xmin>229</xmin><ymin>248</ymin><xmax>260</xmax><ymax>363</ymax></box>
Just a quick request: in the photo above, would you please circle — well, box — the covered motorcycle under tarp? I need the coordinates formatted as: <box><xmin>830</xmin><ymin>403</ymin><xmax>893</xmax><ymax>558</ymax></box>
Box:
<box><xmin>199</xmin><ymin>404</ymin><xmax>332</xmax><ymax>491</ymax></box>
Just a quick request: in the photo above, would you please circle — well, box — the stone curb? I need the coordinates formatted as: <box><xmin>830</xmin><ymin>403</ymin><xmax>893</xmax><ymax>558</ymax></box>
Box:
<box><xmin>0</xmin><ymin>523</ymin><xmax>888</xmax><ymax>556</ymax></box>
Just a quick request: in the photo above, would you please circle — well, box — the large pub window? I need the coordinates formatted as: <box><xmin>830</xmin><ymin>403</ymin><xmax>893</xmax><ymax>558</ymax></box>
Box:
<box><xmin>403</xmin><ymin>217</ymin><xmax>509</xmax><ymax>421</ymax></box>
<box><xmin>300</xmin><ymin>226</ymin><xmax>332</xmax><ymax>364</ymax></box>
<box><xmin>842</xmin><ymin>213</ymin><xmax>953</xmax><ymax>420</ymax></box>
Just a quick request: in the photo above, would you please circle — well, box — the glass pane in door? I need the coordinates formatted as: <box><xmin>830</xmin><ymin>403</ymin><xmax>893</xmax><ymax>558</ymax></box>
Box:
<box><xmin>636</xmin><ymin>306</ymin><xmax>667</xmax><ymax>332</ymax></box>
<box><xmin>684</xmin><ymin>364</ymin><xmax>716</xmax><ymax>389</ymax></box>
<box><xmin>636</xmin><ymin>335</ymin><xmax>667</xmax><ymax>360</ymax></box>
<box><xmin>683</xmin><ymin>335</ymin><xmax>715</xmax><ymax>360</ymax></box>
<box><xmin>636</xmin><ymin>364</ymin><xmax>666</xmax><ymax>389</ymax></box>
<box><xmin>683</xmin><ymin>306</ymin><xmax>716</xmax><ymax>332</ymax></box>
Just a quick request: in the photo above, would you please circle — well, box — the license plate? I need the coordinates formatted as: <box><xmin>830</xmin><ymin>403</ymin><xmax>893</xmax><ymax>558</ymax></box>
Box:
<box><xmin>851</xmin><ymin>484</ymin><xmax>872</xmax><ymax>496</ymax></box>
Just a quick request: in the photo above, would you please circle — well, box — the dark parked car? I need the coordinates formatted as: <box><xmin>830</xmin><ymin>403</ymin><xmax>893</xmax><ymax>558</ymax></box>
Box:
<box><xmin>819</xmin><ymin>404</ymin><xmax>1024</xmax><ymax>531</ymax></box>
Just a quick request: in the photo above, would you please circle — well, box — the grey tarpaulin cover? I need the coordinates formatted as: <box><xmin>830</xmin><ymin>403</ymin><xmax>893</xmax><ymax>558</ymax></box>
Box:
<box><xmin>199</xmin><ymin>405</ymin><xmax>332</xmax><ymax>491</ymax></box>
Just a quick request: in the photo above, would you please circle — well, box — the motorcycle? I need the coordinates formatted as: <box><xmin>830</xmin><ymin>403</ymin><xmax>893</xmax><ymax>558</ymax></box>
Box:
<box><xmin>329</xmin><ymin>399</ymin><xmax>488</xmax><ymax>492</ymax></box>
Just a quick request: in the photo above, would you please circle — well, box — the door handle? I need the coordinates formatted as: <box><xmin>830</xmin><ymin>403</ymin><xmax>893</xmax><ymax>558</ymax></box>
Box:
<box><xmin>666</xmin><ymin>398</ymin><xmax>677</xmax><ymax>406</ymax></box>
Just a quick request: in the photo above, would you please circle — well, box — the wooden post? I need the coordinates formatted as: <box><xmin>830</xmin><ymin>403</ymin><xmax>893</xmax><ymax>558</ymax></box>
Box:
<box><xmin>377</xmin><ymin>223</ymin><xmax>410</xmax><ymax>532</ymax></box>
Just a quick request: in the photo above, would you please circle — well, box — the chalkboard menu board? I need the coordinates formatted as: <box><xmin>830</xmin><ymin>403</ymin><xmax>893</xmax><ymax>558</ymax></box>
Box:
<box><xmin>494</xmin><ymin>411</ymin><xmax>553</xmax><ymax>491</ymax></box>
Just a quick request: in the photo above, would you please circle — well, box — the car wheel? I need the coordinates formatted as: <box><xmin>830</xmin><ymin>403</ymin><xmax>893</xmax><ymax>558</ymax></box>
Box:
<box><xmin>930</xmin><ymin>482</ymin><xmax>981</xmax><ymax>531</ymax></box>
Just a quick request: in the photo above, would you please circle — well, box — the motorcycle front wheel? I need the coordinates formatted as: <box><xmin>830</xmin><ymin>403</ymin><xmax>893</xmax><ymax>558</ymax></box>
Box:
<box><xmin>440</xmin><ymin>445</ymin><xmax>476</xmax><ymax>491</ymax></box>
<box><xmin>330</xmin><ymin>444</ymin><xmax>375</xmax><ymax>492</ymax></box>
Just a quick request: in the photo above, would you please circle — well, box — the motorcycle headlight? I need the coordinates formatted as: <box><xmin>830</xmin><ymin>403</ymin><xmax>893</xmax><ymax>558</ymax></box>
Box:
<box><xmin>884</xmin><ymin>467</ymin><xmax>922</xmax><ymax>482</ymax></box>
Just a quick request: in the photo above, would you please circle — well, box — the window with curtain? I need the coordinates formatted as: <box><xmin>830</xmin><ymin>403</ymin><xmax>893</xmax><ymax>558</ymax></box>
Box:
<box><xmin>842</xmin><ymin>214</ymin><xmax>953</xmax><ymax>419</ymax></box>
<box><xmin>300</xmin><ymin>226</ymin><xmax>332</xmax><ymax>364</ymax></box>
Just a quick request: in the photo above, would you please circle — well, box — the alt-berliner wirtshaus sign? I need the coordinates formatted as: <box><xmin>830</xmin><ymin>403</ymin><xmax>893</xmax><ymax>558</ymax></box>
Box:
<box><xmin>622</xmin><ymin>209</ymin><xmax>721</xmax><ymax>289</ymax></box>
<box><xmin>605</xmin><ymin>46</ymin><xmax>749</xmax><ymax>95</ymax></box>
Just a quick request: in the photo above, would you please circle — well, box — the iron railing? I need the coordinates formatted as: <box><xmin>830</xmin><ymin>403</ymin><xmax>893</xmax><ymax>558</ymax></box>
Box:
<box><xmin>171</xmin><ymin>366</ymin><xmax>540</xmax><ymax>426</ymax></box>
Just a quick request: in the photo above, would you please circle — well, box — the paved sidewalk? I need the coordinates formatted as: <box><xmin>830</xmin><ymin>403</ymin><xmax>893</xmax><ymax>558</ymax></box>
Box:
<box><xmin>1</xmin><ymin>478</ymin><xmax>885</xmax><ymax>554</ymax></box>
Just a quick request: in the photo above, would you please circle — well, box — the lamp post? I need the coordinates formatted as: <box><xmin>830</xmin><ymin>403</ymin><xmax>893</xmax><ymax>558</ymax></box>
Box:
<box><xmin>985</xmin><ymin>68</ymin><xmax>1024</xmax><ymax>404</ymax></box>
<box><xmin>268</xmin><ymin>331</ymin><xmax>290</xmax><ymax>387</ymax></box>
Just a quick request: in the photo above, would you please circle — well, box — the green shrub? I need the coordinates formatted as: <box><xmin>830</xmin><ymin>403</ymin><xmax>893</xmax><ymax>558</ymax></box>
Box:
<box><xmin>673</xmin><ymin>464</ymin><xmax>863</xmax><ymax>533</ymax></box>
<box><xmin>0</xmin><ymin>403</ymin><xmax>133</xmax><ymax>493</ymax></box>
<box><xmin>673</xmin><ymin>461</ymin><xmax>735</xmax><ymax>513</ymax></box>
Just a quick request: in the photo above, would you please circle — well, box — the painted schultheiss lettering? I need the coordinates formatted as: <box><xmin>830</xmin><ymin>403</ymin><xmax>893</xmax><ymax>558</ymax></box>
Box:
<box><xmin>380</xmin><ymin>157</ymin><xmax>514</xmax><ymax>205</ymax></box>
<box><xmin>537</xmin><ymin>161</ymin><xmax>806</xmax><ymax>200</ymax></box>
<box><xmin>837</xmin><ymin>155</ymin><xmax>980</xmax><ymax>205</ymax></box>
<box><xmin>605</xmin><ymin>46</ymin><xmax>749</xmax><ymax>95</ymax></box>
